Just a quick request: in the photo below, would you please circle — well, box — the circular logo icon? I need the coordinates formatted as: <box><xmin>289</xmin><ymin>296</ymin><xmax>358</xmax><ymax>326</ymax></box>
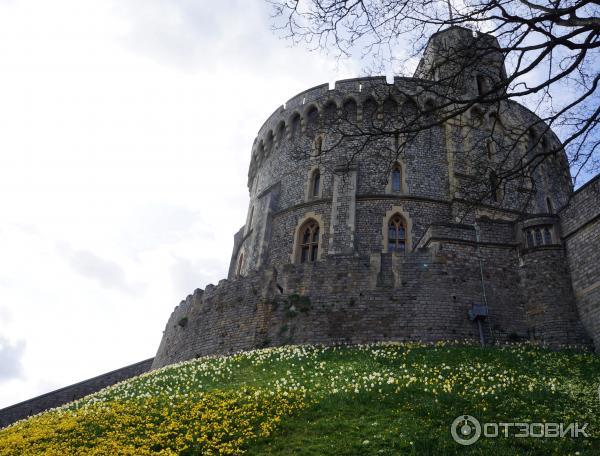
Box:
<box><xmin>451</xmin><ymin>415</ymin><xmax>481</xmax><ymax>446</ymax></box>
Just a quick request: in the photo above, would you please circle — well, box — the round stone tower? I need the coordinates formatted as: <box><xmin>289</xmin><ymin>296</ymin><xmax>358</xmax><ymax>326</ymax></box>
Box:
<box><xmin>152</xmin><ymin>28</ymin><xmax>592</xmax><ymax>369</ymax></box>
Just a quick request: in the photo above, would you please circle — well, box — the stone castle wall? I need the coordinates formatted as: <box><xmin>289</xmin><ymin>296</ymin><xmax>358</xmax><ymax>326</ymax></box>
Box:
<box><xmin>234</xmin><ymin>72</ymin><xmax>573</xmax><ymax>278</ymax></box>
<box><xmin>152</xmin><ymin>223</ymin><xmax>588</xmax><ymax>369</ymax></box>
<box><xmin>0</xmin><ymin>359</ymin><xmax>153</xmax><ymax>429</ymax></box>
<box><xmin>560</xmin><ymin>175</ymin><xmax>600</xmax><ymax>348</ymax></box>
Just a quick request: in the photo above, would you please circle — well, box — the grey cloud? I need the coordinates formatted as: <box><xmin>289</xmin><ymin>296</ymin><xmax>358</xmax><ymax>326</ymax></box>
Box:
<box><xmin>169</xmin><ymin>255</ymin><xmax>225</xmax><ymax>295</ymax></box>
<box><xmin>0</xmin><ymin>337</ymin><xmax>25</xmax><ymax>382</ymax></box>
<box><xmin>57</xmin><ymin>243</ymin><xmax>138</xmax><ymax>295</ymax></box>
<box><xmin>120</xmin><ymin>204</ymin><xmax>214</xmax><ymax>254</ymax></box>
<box><xmin>111</xmin><ymin>0</ymin><xmax>283</xmax><ymax>71</ymax></box>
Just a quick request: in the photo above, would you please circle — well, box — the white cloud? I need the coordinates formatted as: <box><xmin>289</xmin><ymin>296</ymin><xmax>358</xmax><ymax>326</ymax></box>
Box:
<box><xmin>56</xmin><ymin>243</ymin><xmax>141</xmax><ymax>295</ymax></box>
<box><xmin>0</xmin><ymin>337</ymin><xmax>25</xmax><ymax>382</ymax></box>
<box><xmin>0</xmin><ymin>0</ymin><xmax>360</xmax><ymax>408</ymax></box>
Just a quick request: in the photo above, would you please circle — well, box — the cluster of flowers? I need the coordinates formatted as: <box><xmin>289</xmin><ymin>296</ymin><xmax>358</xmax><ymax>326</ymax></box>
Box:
<box><xmin>0</xmin><ymin>388</ymin><xmax>306</xmax><ymax>455</ymax></box>
<box><xmin>0</xmin><ymin>340</ymin><xmax>597</xmax><ymax>454</ymax></box>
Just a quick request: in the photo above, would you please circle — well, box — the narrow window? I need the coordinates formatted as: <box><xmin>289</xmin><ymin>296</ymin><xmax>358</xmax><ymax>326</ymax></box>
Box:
<box><xmin>236</xmin><ymin>253</ymin><xmax>244</xmax><ymax>277</ymax></box>
<box><xmin>342</xmin><ymin>99</ymin><xmax>357</xmax><ymax>123</ymax></box>
<box><xmin>476</xmin><ymin>75</ymin><xmax>488</xmax><ymax>96</ymax></box>
<box><xmin>490</xmin><ymin>172</ymin><xmax>499</xmax><ymax>202</ymax></box>
<box><xmin>311</xmin><ymin>169</ymin><xmax>321</xmax><ymax>197</ymax></box>
<box><xmin>299</xmin><ymin>220</ymin><xmax>319</xmax><ymax>263</ymax></box>
<box><xmin>546</xmin><ymin>197</ymin><xmax>553</xmax><ymax>214</ymax></box>
<box><xmin>526</xmin><ymin>229</ymin><xmax>534</xmax><ymax>248</ymax></box>
<box><xmin>527</xmin><ymin>129</ymin><xmax>536</xmax><ymax>158</ymax></box>
<box><xmin>392</xmin><ymin>165</ymin><xmax>402</xmax><ymax>192</ymax></box>
<box><xmin>543</xmin><ymin>227</ymin><xmax>552</xmax><ymax>245</ymax></box>
<box><xmin>534</xmin><ymin>228</ymin><xmax>543</xmax><ymax>246</ymax></box>
<box><xmin>276</xmin><ymin>121</ymin><xmax>286</xmax><ymax>145</ymax></box>
<box><xmin>248</xmin><ymin>206</ymin><xmax>254</xmax><ymax>229</ymax></box>
<box><xmin>486</xmin><ymin>141</ymin><xmax>493</xmax><ymax>161</ymax></box>
<box><xmin>265</xmin><ymin>131</ymin><xmax>274</xmax><ymax>156</ymax></box>
<box><xmin>290</xmin><ymin>113</ymin><xmax>301</xmax><ymax>141</ymax></box>
<box><xmin>323</xmin><ymin>101</ymin><xmax>337</xmax><ymax>125</ymax></box>
<box><xmin>541</xmin><ymin>136</ymin><xmax>549</xmax><ymax>154</ymax></box>
<box><xmin>388</xmin><ymin>215</ymin><xmax>406</xmax><ymax>252</ymax></box>
<box><xmin>306</xmin><ymin>106</ymin><xmax>319</xmax><ymax>137</ymax></box>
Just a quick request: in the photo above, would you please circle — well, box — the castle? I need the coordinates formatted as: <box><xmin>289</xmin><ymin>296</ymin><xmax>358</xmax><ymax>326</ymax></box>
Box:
<box><xmin>2</xmin><ymin>26</ymin><xmax>598</xmax><ymax>428</ymax></box>
<box><xmin>152</xmin><ymin>27</ymin><xmax>600</xmax><ymax>368</ymax></box>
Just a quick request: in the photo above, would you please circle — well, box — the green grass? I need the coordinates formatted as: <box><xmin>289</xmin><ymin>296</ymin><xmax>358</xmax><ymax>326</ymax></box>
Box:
<box><xmin>1</xmin><ymin>341</ymin><xmax>599</xmax><ymax>455</ymax></box>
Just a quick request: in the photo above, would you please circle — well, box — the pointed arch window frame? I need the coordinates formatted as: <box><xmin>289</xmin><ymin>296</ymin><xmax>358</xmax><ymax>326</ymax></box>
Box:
<box><xmin>291</xmin><ymin>212</ymin><xmax>324</xmax><ymax>264</ymax></box>
<box><xmin>306</xmin><ymin>166</ymin><xmax>323</xmax><ymax>201</ymax></box>
<box><xmin>311</xmin><ymin>169</ymin><xmax>321</xmax><ymax>197</ymax></box>
<box><xmin>382</xmin><ymin>207</ymin><xmax>413</xmax><ymax>254</ymax></box>
<box><xmin>386</xmin><ymin>161</ymin><xmax>407</xmax><ymax>194</ymax></box>
<box><xmin>388</xmin><ymin>214</ymin><xmax>407</xmax><ymax>252</ymax></box>
<box><xmin>236</xmin><ymin>250</ymin><xmax>245</xmax><ymax>278</ymax></box>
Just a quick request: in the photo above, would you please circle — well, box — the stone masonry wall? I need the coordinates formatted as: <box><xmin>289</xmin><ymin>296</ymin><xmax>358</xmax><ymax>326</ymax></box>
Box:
<box><xmin>518</xmin><ymin>247</ymin><xmax>589</xmax><ymax>345</ymax></box>
<box><xmin>0</xmin><ymin>358</ymin><xmax>153</xmax><ymax>429</ymax></box>
<box><xmin>153</xmin><ymin>231</ymin><xmax>588</xmax><ymax>370</ymax></box>
<box><xmin>231</xmin><ymin>73</ymin><xmax>571</xmax><ymax>279</ymax></box>
<box><xmin>560</xmin><ymin>175</ymin><xmax>600</xmax><ymax>350</ymax></box>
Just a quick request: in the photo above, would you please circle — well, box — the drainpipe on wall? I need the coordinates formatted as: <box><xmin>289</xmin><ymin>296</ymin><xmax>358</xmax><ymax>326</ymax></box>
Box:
<box><xmin>473</xmin><ymin>222</ymin><xmax>494</xmax><ymax>345</ymax></box>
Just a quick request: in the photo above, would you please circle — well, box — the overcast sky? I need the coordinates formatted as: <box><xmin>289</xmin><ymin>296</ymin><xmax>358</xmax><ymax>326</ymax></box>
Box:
<box><xmin>0</xmin><ymin>0</ymin><xmax>361</xmax><ymax>408</ymax></box>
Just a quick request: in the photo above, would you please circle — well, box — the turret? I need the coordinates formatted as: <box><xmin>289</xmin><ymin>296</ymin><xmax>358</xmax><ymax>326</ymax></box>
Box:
<box><xmin>414</xmin><ymin>26</ymin><xmax>507</xmax><ymax>98</ymax></box>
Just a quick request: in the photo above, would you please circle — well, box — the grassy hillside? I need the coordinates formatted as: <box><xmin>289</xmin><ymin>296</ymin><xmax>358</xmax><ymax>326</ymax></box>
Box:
<box><xmin>0</xmin><ymin>342</ymin><xmax>598</xmax><ymax>455</ymax></box>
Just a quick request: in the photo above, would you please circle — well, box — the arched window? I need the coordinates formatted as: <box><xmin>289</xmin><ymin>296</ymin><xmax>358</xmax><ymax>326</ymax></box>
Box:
<box><xmin>236</xmin><ymin>253</ymin><xmax>244</xmax><ymax>277</ymax></box>
<box><xmin>391</xmin><ymin>165</ymin><xmax>402</xmax><ymax>192</ymax></box>
<box><xmin>276</xmin><ymin>121</ymin><xmax>286</xmax><ymax>145</ymax></box>
<box><xmin>306</xmin><ymin>106</ymin><xmax>319</xmax><ymax>137</ymax></box>
<box><xmin>524</xmin><ymin>225</ymin><xmax>554</xmax><ymax>248</ymax></box>
<box><xmin>323</xmin><ymin>100</ymin><xmax>337</xmax><ymax>125</ymax></box>
<box><xmin>534</xmin><ymin>227</ymin><xmax>543</xmax><ymax>246</ymax></box>
<box><xmin>388</xmin><ymin>215</ymin><xmax>406</xmax><ymax>252</ymax></box>
<box><xmin>257</xmin><ymin>142</ymin><xmax>265</xmax><ymax>161</ymax></box>
<box><xmin>290</xmin><ymin>113</ymin><xmax>301</xmax><ymax>141</ymax></box>
<box><xmin>546</xmin><ymin>197</ymin><xmax>553</xmax><ymax>214</ymax></box>
<box><xmin>248</xmin><ymin>206</ymin><xmax>254</xmax><ymax>229</ymax></box>
<box><xmin>423</xmin><ymin>99</ymin><xmax>435</xmax><ymax>113</ymax></box>
<box><xmin>541</xmin><ymin>136</ymin><xmax>549</xmax><ymax>154</ymax></box>
<box><xmin>298</xmin><ymin>220</ymin><xmax>319</xmax><ymax>263</ymax></box>
<box><xmin>311</xmin><ymin>169</ymin><xmax>321</xmax><ymax>197</ymax></box>
<box><xmin>342</xmin><ymin>99</ymin><xmax>357</xmax><ymax>123</ymax></box>
<box><xmin>526</xmin><ymin>230</ymin><xmax>534</xmax><ymax>248</ymax></box>
<box><xmin>490</xmin><ymin>171</ymin><xmax>500</xmax><ymax>202</ymax></box>
<box><xmin>486</xmin><ymin>141</ymin><xmax>493</xmax><ymax>161</ymax></box>
<box><xmin>543</xmin><ymin>227</ymin><xmax>552</xmax><ymax>245</ymax></box>
<box><xmin>476</xmin><ymin>75</ymin><xmax>489</xmax><ymax>96</ymax></box>
<box><xmin>527</xmin><ymin>128</ymin><xmax>537</xmax><ymax>157</ymax></box>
